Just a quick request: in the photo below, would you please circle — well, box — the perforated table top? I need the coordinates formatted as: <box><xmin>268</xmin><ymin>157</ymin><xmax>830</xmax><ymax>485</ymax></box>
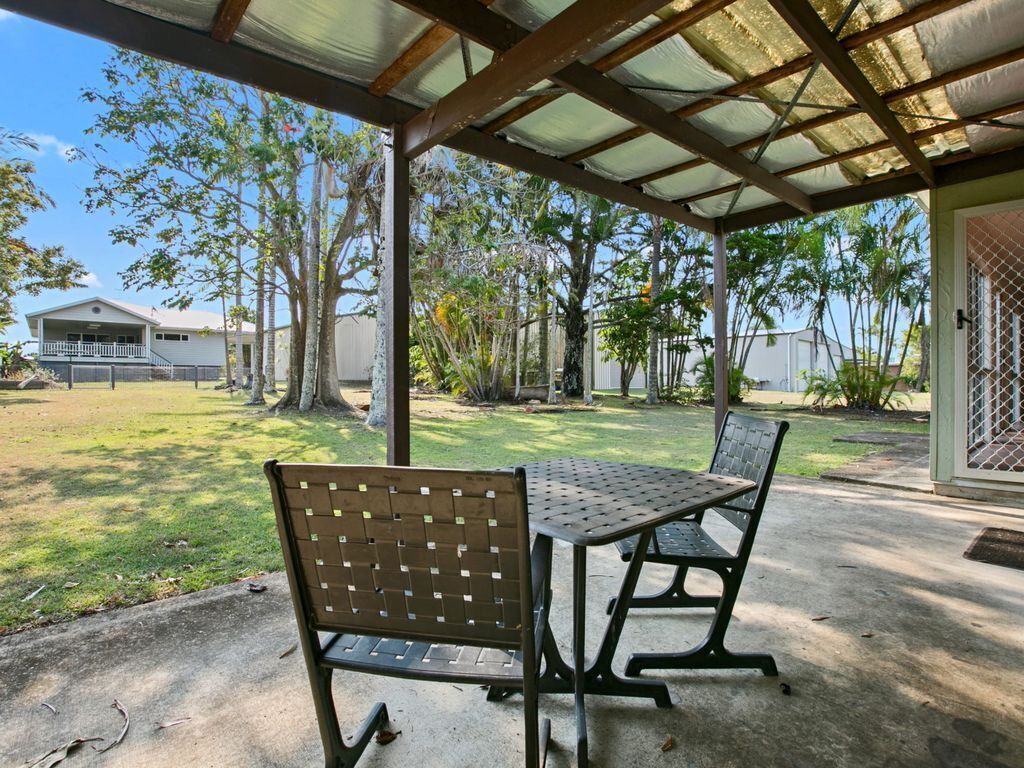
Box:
<box><xmin>515</xmin><ymin>458</ymin><xmax>756</xmax><ymax>546</ymax></box>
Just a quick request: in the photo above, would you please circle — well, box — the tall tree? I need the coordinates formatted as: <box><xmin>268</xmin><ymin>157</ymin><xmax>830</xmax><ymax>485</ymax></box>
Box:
<box><xmin>534</xmin><ymin>189</ymin><xmax>631</xmax><ymax>397</ymax></box>
<box><xmin>0</xmin><ymin>131</ymin><xmax>82</xmax><ymax>331</ymax></box>
<box><xmin>82</xmin><ymin>51</ymin><xmax>382</xmax><ymax>412</ymax></box>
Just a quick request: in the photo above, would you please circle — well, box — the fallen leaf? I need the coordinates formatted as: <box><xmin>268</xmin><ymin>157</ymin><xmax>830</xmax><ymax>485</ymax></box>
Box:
<box><xmin>114</xmin><ymin>574</ymin><xmax>124</xmax><ymax>582</ymax></box>
<box><xmin>155</xmin><ymin>718</ymin><xmax>190</xmax><ymax>730</ymax></box>
<box><xmin>41</xmin><ymin>702</ymin><xmax>58</xmax><ymax>715</ymax></box>
<box><xmin>375</xmin><ymin>729</ymin><xmax>401</xmax><ymax>745</ymax></box>
<box><xmin>62</xmin><ymin>582</ymin><xmax>79</xmax><ymax>590</ymax></box>
<box><xmin>94</xmin><ymin>700</ymin><xmax>130</xmax><ymax>754</ymax></box>
<box><xmin>660</xmin><ymin>736</ymin><xmax>675</xmax><ymax>752</ymax></box>
<box><xmin>779</xmin><ymin>682</ymin><xmax>792</xmax><ymax>696</ymax></box>
<box><xmin>22</xmin><ymin>585</ymin><xmax>46</xmax><ymax>602</ymax></box>
<box><xmin>279</xmin><ymin>644</ymin><xmax>297</xmax><ymax>659</ymax></box>
<box><xmin>27</xmin><ymin>737</ymin><xmax>102</xmax><ymax>768</ymax></box>
<box><xmin>247</xmin><ymin>582</ymin><xmax>267</xmax><ymax>593</ymax></box>
<box><xmin>860</xmin><ymin>632</ymin><xmax>875</xmax><ymax>638</ymax></box>
<box><xmin>811</xmin><ymin>616</ymin><xmax>831</xmax><ymax>622</ymax></box>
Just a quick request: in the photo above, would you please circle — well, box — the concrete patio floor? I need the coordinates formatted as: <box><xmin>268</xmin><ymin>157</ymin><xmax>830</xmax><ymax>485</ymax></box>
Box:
<box><xmin>2</xmin><ymin>476</ymin><xmax>1023</xmax><ymax>768</ymax></box>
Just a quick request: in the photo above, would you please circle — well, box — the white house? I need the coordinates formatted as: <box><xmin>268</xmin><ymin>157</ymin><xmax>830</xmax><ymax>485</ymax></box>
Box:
<box><xmin>25</xmin><ymin>297</ymin><xmax>255</xmax><ymax>372</ymax></box>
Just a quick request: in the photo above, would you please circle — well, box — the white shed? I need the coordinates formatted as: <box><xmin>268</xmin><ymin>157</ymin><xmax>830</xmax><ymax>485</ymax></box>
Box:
<box><xmin>275</xmin><ymin>313</ymin><xmax>377</xmax><ymax>384</ymax></box>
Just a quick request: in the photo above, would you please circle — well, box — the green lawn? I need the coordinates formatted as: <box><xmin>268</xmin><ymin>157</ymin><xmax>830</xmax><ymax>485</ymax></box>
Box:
<box><xmin>0</xmin><ymin>384</ymin><xmax>927</xmax><ymax>633</ymax></box>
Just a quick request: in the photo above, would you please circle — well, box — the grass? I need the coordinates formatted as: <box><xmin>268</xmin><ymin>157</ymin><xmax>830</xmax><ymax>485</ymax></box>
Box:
<box><xmin>0</xmin><ymin>383</ymin><xmax>928</xmax><ymax>633</ymax></box>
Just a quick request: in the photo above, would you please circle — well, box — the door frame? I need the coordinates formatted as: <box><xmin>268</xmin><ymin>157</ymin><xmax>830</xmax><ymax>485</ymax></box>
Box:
<box><xmin>953</xmin><ymin>198</ymin><xmax>1024</xmax><ymax>483</ymax></box>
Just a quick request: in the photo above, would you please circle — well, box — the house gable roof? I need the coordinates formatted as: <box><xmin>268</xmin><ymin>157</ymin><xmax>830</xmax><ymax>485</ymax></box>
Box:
<box><xmin>25</xmin><ymin>296</ymin><xmax>255</xmax><ymax>333</ymax></box>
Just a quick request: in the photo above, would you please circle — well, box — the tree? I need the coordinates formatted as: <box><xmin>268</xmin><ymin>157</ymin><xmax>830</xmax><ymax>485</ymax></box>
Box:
<box><xmin>796</xmin><ymin>198</ymin><xmax>929</xmax><ymax>409</ymax></box>
<box><xmin>82</xmin><ymin>51</ymin><xmax>382</xmax><ymax>412</ymax></box>
<box><xmin>534</xmin><ymin>189</ymin><xmax>631</xmax><ymax>397</ymax></box>
<box><xmin>410</xmin><ymin>153</ymin><xmax>543</xmax><ymax>402</ymax></box>
<box><xmin>0</xmin><ymin>131</ymin><xmax>83</xmax><ymax>331</ymax></box>
<box><xmin>724</xmin><ymin>224</ymin><xmax>803</xmax><ymax>385</ymax></box>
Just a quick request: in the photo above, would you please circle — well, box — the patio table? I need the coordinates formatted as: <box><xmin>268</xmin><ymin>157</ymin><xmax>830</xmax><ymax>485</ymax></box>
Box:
<box><xmin>499</xmin><ymin>457</ymin><xmax>756</xmax><ymax>767</ymax></box>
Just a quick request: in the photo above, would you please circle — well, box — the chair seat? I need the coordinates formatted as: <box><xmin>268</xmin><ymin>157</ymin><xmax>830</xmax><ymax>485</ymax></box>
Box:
<box><xmin>320</xmin><ymin>632</ymin><xmax>525</xmax><ymax>684</ymax></box>
<box><xmin>615</xmin><ymin>521</ymin><xmax>733</xmax><ymax>563</ymax></box>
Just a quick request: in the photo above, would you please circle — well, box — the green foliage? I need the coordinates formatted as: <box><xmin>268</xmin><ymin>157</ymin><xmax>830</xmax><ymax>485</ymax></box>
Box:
<box><xmin>802</xmin><ymin>363</ymin><xmax>909</xmax><ymax>411</ymax></box>
<box><xmin>0</xmin><ymin>341</ymin><xmax>32</xmax><ymax>379</ymax></box>
<box><xmin>0</xmin><ymin>132</ymin><xmax>83</xmax><ymax>330</ymax></box>
<box><xmin>691</xmin><ymin>354</ymin><xmax>754</xmax><ymax>404</ymax></box>
<box><xmin>795</xmin><ymin>198</ymin><xmax>928</xmax><ymax>410</ymax></box>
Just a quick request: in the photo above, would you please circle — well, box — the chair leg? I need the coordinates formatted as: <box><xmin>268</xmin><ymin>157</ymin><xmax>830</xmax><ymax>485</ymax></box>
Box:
<box><xmin>311</xmin><ymin>666</ymin><xmax>390</xmax><ymax>768</ymax></box>
<box><xmin>606</xmin><ymin>566</ymin><xmax>719</xmax><ymax>615</ymax></box>
<box><xmin>623</xmin><ymin>569</ymin><xmax>778</xmax><ymax>679</ymax></box>
<box><xmin>522</xmin><ymin>674</ymin><xmax>550</xmax><ymax>768</ymax></box>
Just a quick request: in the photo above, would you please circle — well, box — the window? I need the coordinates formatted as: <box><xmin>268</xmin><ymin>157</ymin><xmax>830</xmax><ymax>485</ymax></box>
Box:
<box><xmin>91</xmin><ymin>306</ymin><xmax>102</xmax><ymax>314</ymax></box>
<box><xmin>155</xmin><ymin>332</ymin><xmax>189</xmax><ymax>342</ymax></box>
<box><xmin>116</xmin><ymin>335</ymin><xmax>137</xmax><ymax>344</ymax></box>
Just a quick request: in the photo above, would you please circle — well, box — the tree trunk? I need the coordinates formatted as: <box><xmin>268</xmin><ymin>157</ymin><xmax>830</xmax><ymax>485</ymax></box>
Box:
<box><xmin>646</xmin><ymin>215</ymin><xmax>662</xmax><ymax>404</ymax></box>
<box><xmin>537</xmin><ymin>296</ymin><xmax>549</xmax><ymax>384</ymax></box>
<box><xmin>234</xmin><ymin>180</ymin><xmax>246</xmax><ymax>389</ymax></box>
<box><xmin>562</xmin><ymin>301</ymin><xmax>585</xmax><ymax>398</ymax></box>
<box><xmin>547</xmin><ymin>279</ymin><xmax>558</xmax><ymax>405</ymax></box>
<box><xmin>620</xmin><ymin>361</ymin><xmax>636</xmax><ymax>397</ymax></box>
<box><xmin>221</xmin><ymin>294</ymin><xmax>233</xmax><ymax>386</ymax></box>
<box><xmin>298</xmin><ymin>160</ymin><xmax>323</xmax><ymax>412</ymax></box>
<box><xmin>264</xmin><ymin>261</ymin><xmax>278</xmax><ymax>393</ymax></box>
<box><xmin>247</xmin><ymin>194</ymin><xmax>267</xmax><ymax>406</ymax></box>
<box><xmin>314</xmin><ymin>280</ymin><xmax>351</xmax><ymax>411</ymax></box>
<box><xmin>273</xmin><ymin>296</ymin><xmax>304</xmax><ymax>411</ymax></box>
<box><xmin>916</xmin><ymin>320</ymin><xmax>929</xmax><ymax>392</ymax></box>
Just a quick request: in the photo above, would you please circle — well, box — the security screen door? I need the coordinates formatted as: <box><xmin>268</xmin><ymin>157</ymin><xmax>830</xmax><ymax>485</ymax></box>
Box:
<box><xmin>955</xmin><ymin>200</ymin><xmax>1024</xmax><ymax>482</ymax></box>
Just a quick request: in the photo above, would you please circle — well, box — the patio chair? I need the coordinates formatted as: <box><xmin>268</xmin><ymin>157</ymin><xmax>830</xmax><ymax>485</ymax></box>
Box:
<box><xmin>265</xmin><ymin>461</ymin><xmax>551</xmax><ymax>768</ymax></box>
<box><xmin>610</xmin><ymin>412</ymin><xmax>789</xmax><ymax>678</ymax></box>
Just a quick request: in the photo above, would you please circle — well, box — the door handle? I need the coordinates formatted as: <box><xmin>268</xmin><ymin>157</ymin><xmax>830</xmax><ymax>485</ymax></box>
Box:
<box><xmin>956</xmin><ymin>309</ymin><xmax>973</xmax><ymax>330</ymax></box>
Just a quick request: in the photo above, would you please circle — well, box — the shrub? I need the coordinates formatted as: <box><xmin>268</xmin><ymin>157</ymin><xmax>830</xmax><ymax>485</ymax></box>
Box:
<box><xmin>691</xmin><ymin>354</ymin><xmax>753</xmax><ymax>404</ymax></box>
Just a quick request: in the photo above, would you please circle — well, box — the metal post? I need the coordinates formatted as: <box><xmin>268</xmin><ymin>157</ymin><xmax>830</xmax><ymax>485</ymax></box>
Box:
<box><xmin>111</xmin><ymin>365</ymin><xmax>116</xmax><ymax>390</ymax></box>
<box><xmin>713</xmin><ymin>223</ymin><xmax>728</xmax><ymax>433</ymax></box>
<box><xmin>68</xmin><ymin>363</ymin><xmax>73</xmax><ymax>390</ymax></box>
<box><xmin>195</xmin><ymin>365</ymin><xmax>199</xmax><ymax>389</ymax></box>
<box><xmin>384</xmin><ymin>124</ymin><xmax>411</xmax><ymax>466</ymax></box>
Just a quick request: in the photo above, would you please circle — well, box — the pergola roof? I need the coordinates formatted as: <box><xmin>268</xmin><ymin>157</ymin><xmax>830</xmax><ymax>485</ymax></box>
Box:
<box><xmin>5</xmin><ymin>0</ymin><xmax>1024</xmax><ymax>233</ymax></box>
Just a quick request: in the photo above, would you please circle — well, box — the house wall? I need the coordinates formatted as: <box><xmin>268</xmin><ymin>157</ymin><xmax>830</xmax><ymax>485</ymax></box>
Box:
<box><xmin>274</xmin><ymin>314</ymin><xmax>377</xmax><ymax>384</ymax></box>
<box><xmin>930</xmin><ymin>167</ymin><xmax>1024</xmax><ymax>492</ymax></box>
<box><xmin>40</xmin><ymin>320</ymin><xmax>146</xmax><ymax>344</ymax></box>
<box><xmin>150</xmin><ymin>329</ymin><xmax>238</xmax><ymax>366</ymax></box>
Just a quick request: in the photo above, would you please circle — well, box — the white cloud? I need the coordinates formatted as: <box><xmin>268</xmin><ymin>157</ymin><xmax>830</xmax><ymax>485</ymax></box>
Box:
<box><xmin>81</xmin><ymin>272</ymin><xmax>103</xmax><ymax>289</ymax></box>
<box><xmin>26</xmin><ymin>133</ymin><xmax>77</xmax><ymax>161</ymax></box>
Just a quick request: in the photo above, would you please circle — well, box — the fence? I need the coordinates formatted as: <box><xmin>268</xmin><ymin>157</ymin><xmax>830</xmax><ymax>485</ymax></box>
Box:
<box><xmin>43</xmin><ymin>363</ymin><xmax>234</xmax><ymax>389</ymax></box>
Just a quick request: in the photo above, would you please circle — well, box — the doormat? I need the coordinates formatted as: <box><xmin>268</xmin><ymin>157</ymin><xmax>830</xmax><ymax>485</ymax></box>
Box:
<box><xmin>964</xmin><ymin>527</ymin><xmax>1024</xmax><ymax>571</ymax></box>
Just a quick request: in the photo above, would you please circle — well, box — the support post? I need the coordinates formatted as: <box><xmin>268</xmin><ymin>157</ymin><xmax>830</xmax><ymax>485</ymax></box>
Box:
<box><xmin>111</xmin><ymin>365</ymin><xmax>116</xmax><ymax>390</ymax></box>
<box><xmin>195</xmin><ymin>365</ymin><xmax>200</xmax><ymax>389</ymax></box>
<box><xmin>713</xmin><ymin>223</ymin><xmax>728</xmax><ymax>434</ymax></box>
<box><xmin>384</xmin><ymin>124</ymin><xmax>411</xmax><ymax>466</ymax></box>
<box><xmin>68</xmin><ymin>363</ymin><xmax>74</xmax><ymax>390</ymax></box>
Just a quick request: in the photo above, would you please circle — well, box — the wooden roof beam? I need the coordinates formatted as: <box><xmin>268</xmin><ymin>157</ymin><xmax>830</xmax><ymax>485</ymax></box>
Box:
<box><xmin>721</xmin><ymin>143</ymin><xmax>1024</xmax><ymax>232</ymax></box>
<box><xmin>369</xmin><ymin>0</ymin><xmax>496</xmax><ymax>97</ymax></box>
<box><xmin>767</xmin><ymin>0</ymin><xmax>935</xmax><ymax>186</ymax></box>
<box><xmin>210</xmin><ymin>0</ymin><xmax>251</xmax><ymax>43</ymax></box>
<box><xmin>675</xmin><ymin>98</ymin><xmax>1024</xmax><ymax>206</ymax></box>
<box><xmin>483</xmin><ymin>0</ymin><xmax>735</xmax><ymax>134</ymax></box>
<box><xmin>564</xmin><ymin>0</ymin><xmax>970</xmax><ymax>164</ymax></box>
<box><xmin>400</xmin><ymin>0</ymin><xmax>670</xmax><ymax>158</ymax></box>
<box><xmin>630</xmin><ymin>43</ymin><xmax>1024</xmax><ymax>187</ymax></box>
<box><xmin>397</xmin><ymin>0</ymin><xmax>812</xmax><ymax>211</ymax></box>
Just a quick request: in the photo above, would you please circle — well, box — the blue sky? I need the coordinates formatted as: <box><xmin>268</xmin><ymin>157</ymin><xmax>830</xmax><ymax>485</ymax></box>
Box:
<box><xmin>0</xmin><ymin>12</ymin><xmax>305</xmax><ymax>344</ymax></box>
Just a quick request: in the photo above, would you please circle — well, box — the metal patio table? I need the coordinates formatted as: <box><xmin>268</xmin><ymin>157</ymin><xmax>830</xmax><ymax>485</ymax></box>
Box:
<box><xmin>497</xmin><ymin>457</ymin><xmax>756</xmax><ymax>767</ymax></box>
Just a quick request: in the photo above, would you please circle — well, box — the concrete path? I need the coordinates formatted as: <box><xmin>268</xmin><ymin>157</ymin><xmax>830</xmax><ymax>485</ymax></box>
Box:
<box><xmin>2</xmin><ymin>477</ymin><xmax>1023</xmax><ymax>768</ymax></box>
<box><xmin>822</xmin><ymin>432</ymin><xmax>934</xmax><ymax>494</ymax></box>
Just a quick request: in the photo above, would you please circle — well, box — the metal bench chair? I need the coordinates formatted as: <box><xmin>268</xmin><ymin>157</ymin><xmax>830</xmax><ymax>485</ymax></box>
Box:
<box><xmin>265</xmin><ymin>461</ymin><xmax>551</xmax><ymax>768</ymax></box>
<box><xmin>610</xmin><ymin>412</ymin><xmax>789</xmax><ymax>678</ymax></box>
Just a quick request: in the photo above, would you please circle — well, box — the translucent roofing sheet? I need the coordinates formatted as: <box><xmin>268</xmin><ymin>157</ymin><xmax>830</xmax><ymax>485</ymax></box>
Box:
<box><xmin>101</xmin><ymin>0</ymin><xmax>1024</xmax><ymax>227</ymax></box>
